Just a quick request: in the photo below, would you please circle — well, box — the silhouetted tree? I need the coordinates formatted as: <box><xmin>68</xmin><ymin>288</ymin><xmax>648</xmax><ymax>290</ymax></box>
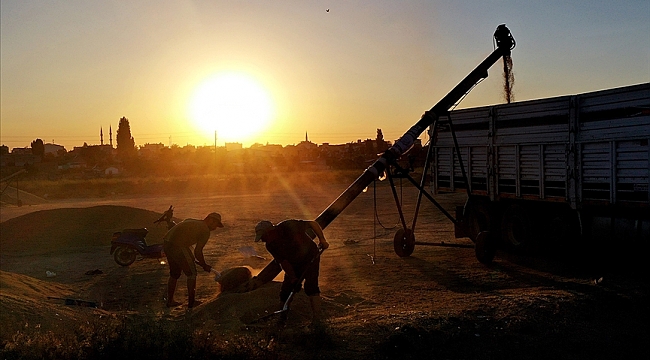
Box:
<box><xmin>116</xmin><ymin>116</ymin><xmax>136</xmax><ymax>161</ymax></box>
<box><xmin>31</xmin><ymin>138</ymin><xmax>45</xmax><ymax>157</ymax></box>
<box><xmin>376</xmin><ymin>129</ymin><xmax>388</xmax><ymax>152</ymax></box>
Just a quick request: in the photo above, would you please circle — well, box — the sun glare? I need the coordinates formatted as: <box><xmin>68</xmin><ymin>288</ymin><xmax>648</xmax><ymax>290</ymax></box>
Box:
<box><xmin>189</xmin><ymin>73</ymin><xmax>274</xmax><ymax>144</ymax></box>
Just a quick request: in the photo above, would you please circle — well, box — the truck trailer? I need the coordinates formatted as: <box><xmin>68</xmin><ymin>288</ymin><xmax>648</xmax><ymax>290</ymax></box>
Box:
<box><xmin>432</xmin><ymin>82</ymin><xmax>650</xmax><ymax>263</ymax></box>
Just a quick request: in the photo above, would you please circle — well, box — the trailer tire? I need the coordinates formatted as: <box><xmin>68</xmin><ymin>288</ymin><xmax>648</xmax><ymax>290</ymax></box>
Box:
<box><xmin>547</xmin><ymin>209</ymin><xmax>581</xmax><ymax>259</ymax></box>
<box><xmin>475</xmin><ymin>231</ymin><xmax>496</xmax><ymax>264</ymax></box>
<box><xmin>500</xmin><ymin>204</ymin><xmax>535</xmax><ymax>253</ymax></box>
<box><xmin>394</xmin><ymin>228</ymin><xmax>415</xmax><ymax>257</ymax></box>
<box><xmin>465</xmin><ymin>199</ymin><xmax>493</xmax><ymax>243</ymax></box>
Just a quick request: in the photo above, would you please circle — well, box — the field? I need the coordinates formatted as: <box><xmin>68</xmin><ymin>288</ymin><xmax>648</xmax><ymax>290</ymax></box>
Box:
<box><xmin>1</xmin><ymin>172</ymin><xmax>648</xmax><ymax>359</ymax></box>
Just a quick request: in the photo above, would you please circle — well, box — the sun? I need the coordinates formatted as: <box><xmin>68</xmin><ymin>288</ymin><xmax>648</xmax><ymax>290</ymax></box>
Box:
<box><xmin>189</xmin><ymin>72</ymin><xmax>274</xmax><ymax>144</ymax></box>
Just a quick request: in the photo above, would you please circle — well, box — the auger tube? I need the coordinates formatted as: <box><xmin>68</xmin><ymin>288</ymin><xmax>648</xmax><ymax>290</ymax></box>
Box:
<box><xmin>241</xmin><ymin>24</ymin><xmax>515</xmax><ymax>289</ymax></box>
<box><xmin>316</xmin><ymin>24</ymin><xmax>514</xmax><ymax>229</ymax></box>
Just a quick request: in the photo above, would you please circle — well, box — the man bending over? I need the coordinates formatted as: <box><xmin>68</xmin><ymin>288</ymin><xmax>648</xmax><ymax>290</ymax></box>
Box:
<box><xmin>254</xmin><ymin>219</ymin><xmax>329</xmax><ymax>324</ymax></box>
<box><xmin>163</xmin><ymin>212</ymin><xmax>223</xmax><ymax>308</ymax></box>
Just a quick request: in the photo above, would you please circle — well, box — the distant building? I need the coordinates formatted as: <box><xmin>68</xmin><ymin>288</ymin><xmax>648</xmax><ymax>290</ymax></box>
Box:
<box><xmin>12</xmin><ymin>153</ymin><xmax>39</xmax><ymax>167</ymax></box>
<box><xmin>320</xmin><ymin>142</ymin><xmax>347</xmax><ymax>156</ymax></box>
<box><xmin>44</xmin><ymin>143</ymin><xmax>66</xmax><ymax>156</ymax></box>
<box><xmin>295</xmin><ymin>131</ymin><xmax>318</xmax><ymax>159</ymax></box>
<box><xmin>11</xmin><ymin>147</ymin><xmax>31</xmax><ymax>155</ymax></box>
<box><xmin>104</xmin><ymin>167</ymin><xmax>119</xmax><ymax>176</ymax></box>
<box><xmin>58</xmin><ymin>161</ymin><xmax>86</xmax><ymax>170</ymax></box>
<box><xmin>250</xmin><ymin>143</ymin><xmax>283</xmax><ymax>155</ymax></box>
<box><xmin>72</xmin><ymin>144</ymin><xmax>112</xmax><ymax>154</ymax></box>
<box><xmin>0</xmin><ymin>154</ymin><xmax>11</xmax><ymax>167</ymax></box>
<box><xmin>225</xmin><ymin>142</ymin><xmax>243</xmax><ymax>152</ymax></box>
<box><xmin>139</xmin><ymin>143</ymin><xmax>165</xmax><ymax>158</ymax></box>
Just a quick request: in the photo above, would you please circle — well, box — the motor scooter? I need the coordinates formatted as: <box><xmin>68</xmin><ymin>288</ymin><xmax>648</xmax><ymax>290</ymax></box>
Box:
<box><xmin>110</xmin><ymin>205</ymin><xmax>176</xmax><ymax>266</ymax></box>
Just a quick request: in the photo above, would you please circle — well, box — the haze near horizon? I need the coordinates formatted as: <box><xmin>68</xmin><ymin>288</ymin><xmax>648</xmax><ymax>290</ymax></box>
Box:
<box><xmin>1</xmin><ymin>1</ymin><xmax>648</xmax><ymax>151</ymax></box>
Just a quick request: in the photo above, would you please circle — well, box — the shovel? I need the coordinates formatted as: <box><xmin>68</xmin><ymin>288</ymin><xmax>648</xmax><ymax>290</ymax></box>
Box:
<box><xmin>248</xmin><ymin>247</ymin><xmax>324</xmax><ymax>325</ymax></box>
<box><xmin>47</xmin><ymin>296</ymin><xmax>97</xmax><ymax>308</ymax></box>
<box><xmin>195</xmin><ymin>260</ymin><xmax>222</xmax><ymax>281</ymax></box>
<box><xmin>238</xmin><ymin>246</ymin><xmax>267</xmax><ymax>260</ymax></box>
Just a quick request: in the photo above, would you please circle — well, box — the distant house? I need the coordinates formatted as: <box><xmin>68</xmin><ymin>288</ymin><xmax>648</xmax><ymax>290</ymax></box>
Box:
<box><xmin>104</xmin><ymin>167</ymin><xmax>119</xmax><ymax>176</ymax></box>
<box><xmin>44</xmin><ymin>143</ymin><xmax>66</xmax><ymax>156</ymax></box>
<box><xmin>58</xmin><ymin>161</ymin><xmax>86</xmax><ymax>170</ymax></box>
<box><xmin>250</xmin><ymin>143</ymin><xmax>283</xmax><ymax>155</ymax></box>
<box><xmin>139</xmin><ymin>143</ymin><xmax>164</xmax><ymax>158</ymax></box>
<box><xmin>225</xmin><ymin>142</ymin><xmax>243</xmax><ymax>152</ymax></box>
<box><xmin>13</xmin><ymin>153</ymin><xmax>39</xmax><ymax>167</ymax></box>
<box><xmin>72</xmin><ymin>144</ymin><xmax>112</xmax><ymax>155</ymax></box>
<box><xmin>11</xmin><ymin>147</ymin><xmax>32</xmax><ymax>155</ymax></box>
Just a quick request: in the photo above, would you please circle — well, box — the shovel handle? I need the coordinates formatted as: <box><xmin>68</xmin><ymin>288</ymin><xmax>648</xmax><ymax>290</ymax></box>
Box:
<box><xmin>47</xmin><ymin>296</ymin><xmax>97</xmax><ymax>307</ymax></box>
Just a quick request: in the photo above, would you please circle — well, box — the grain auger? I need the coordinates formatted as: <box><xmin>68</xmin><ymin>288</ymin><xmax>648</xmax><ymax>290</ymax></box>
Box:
<box><xmin>236</xmin><ymin>24</ymin><xmax>516</xmax><ymax>291</ymax></box>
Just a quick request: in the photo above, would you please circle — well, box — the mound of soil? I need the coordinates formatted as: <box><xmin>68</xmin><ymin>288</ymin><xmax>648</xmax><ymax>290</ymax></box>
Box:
<box><xmin>0</xmin><ymin>270</ymin><xmax>108</xmax><ymax>333</ymax></box>
<box><xmin>0</xmin><ymin>205</ymin><xmax>173</xmax><ymax>254</ymax></box>
<box><xmin>188</xmin><ymin>282</ymin><xmax>350</xmax><ymax>332</ymax></box>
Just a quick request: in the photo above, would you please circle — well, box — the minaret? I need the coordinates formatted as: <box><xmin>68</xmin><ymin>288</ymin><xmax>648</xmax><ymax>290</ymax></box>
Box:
<box><xmin>100</xmin><ymin>127</ymin><xmax>104</xmax><ymax>145</ymax></box>
<box><xmin>305</xmin><ymin>131</ymin><xmax>308</xmax><ymax>142</ymax></box>
<box><xmin>109</xmin><ymin>126</ymin><xmax>113</xmax><ymax>147</ymax></box>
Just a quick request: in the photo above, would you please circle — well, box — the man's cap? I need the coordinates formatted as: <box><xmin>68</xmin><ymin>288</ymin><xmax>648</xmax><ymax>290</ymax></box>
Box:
<box><xmin>207</xmin><ymin>212</ymin><xmax>224</xmax><ymax>227</ymax></box>
<box><xmin>254</xmin><ymin>220</ymin><xmax>273</xmax><ymax>242</ymax></box>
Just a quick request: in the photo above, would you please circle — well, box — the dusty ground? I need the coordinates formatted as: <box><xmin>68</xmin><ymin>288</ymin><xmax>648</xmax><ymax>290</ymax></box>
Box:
<box><xmin>1</xmin><ymin>177</ymin><xmax>648</xmax><ymax>359</ymax></box>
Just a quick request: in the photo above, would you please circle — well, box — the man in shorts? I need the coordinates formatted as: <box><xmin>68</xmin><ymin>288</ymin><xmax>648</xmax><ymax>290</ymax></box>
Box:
<box><xmin>254</xmin><ymin>219</ymin><xmax>329</xmax><ymax>324</ymax></box>
<box><xmin>163</xmin><ymin>212</ymin><xmax>223</xmax><ymax>308</ymax></box>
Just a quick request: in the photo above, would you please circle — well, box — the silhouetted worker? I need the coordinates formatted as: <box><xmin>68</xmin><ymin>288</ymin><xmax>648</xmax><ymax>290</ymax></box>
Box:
<box><xmin>163</xmin><ymin>212</ymin><xmax>223</xmax><ymax>308</ymax></box>
<box><xmin>254</xmin><ymin>219</ymin><xmax>329</xmax><ymax>325</ymax></box>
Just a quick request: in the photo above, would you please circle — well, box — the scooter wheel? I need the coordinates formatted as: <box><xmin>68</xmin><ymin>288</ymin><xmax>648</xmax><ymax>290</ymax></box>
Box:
<box><xmin>114</xmin><ymin>246</ymin><xmax>138</xmax><ymax>266</ymax></box>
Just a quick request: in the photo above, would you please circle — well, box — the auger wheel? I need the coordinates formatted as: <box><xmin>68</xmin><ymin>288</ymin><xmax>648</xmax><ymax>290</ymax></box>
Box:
<box><xmin>394</xmin><ymin>228</ymin><xmax>415</xmax><ymax>257</ymax></box>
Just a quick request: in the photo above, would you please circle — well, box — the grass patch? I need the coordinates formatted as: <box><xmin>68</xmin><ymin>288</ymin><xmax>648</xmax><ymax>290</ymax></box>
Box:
<box><xmin>17</xmin><ymin>171</ymin><xmax>361</xmax><ymax>200</ymax></box>
<box><xmin>0</xmin><ymin>316</ymin><xmax>281</xmax><ymax>360</ymax></box>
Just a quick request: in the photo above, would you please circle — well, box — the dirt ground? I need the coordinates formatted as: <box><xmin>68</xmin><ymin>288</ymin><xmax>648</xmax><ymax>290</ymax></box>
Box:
<box><xmin>1</xmin><ymin>177</ymin><xmax>648</xmax><ymax>359</ymax></box>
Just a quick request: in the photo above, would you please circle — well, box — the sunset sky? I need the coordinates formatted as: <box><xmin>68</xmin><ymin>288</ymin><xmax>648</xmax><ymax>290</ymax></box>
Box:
<box><xmin>2</xmin><ymin>1</ymin><xmax>648</xmax><ymax>151</ymax></box>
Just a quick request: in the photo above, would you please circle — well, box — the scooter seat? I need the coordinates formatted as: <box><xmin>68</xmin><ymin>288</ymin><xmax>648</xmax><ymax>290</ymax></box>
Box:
<box><xmin>122</xmin><ymin>228</ymin><xmax>149</xmax><ymax>237</ymax></box>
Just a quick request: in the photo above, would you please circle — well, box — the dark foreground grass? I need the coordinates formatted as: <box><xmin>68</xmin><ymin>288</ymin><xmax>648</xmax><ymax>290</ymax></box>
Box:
<box><xmin>0</xmin><ymin>316</ymin><xmax>281</xmax><ymax>360</ymax></box>
<box><xmin>2</xmin><ymin>295</ymin><xmax>648</xmax><ymax>360</ymax></box>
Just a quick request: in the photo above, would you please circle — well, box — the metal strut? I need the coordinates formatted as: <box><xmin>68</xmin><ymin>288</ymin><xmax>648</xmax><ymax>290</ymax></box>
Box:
<box><xmin>404</xmin><ymin>111</ymin><xmax>474</xmax><ymax>230</ymax></box>
<box><xmin>389</xmin><ymin>162</ymin><xmax>473</xmax><ymax>249</ymax></box>
<box><xmin>386</xmin><ymin>168</ymin><xmax>408</xmax><ymax>231</ymax></box>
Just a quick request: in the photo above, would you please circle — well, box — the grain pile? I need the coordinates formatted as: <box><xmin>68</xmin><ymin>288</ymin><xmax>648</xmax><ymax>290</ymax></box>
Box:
<box><xmin>0</xmin><ymin>205</ymin><xmax>172</xmax><ymax>254</ymax></box>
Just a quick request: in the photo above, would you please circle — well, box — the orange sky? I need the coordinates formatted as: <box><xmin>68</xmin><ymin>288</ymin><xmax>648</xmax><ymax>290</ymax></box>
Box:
<box><xmin>2</xmin><ymin>1</ymin><xmax>648</xmax><ymax>151</ymax></box>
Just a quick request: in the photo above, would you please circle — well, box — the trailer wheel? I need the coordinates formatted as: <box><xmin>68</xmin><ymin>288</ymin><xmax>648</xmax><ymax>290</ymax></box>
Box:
<box><xmin>465</xmin><ymin>199</ymin><xmax>493</xmax><ymax>243</ymax></box>
<box><xmin>500</xmin><ymin>204</ymin><xmax>535</xmax><ymax>253</ymax></box>
<box><xmin>394</xmin><ymin>228</ymin><xmax>415</xmax><ymax>257</ymax></box>
<box><xmin>475</xmin><ymin>231</ymin><xmax>496</xmax><ymax>264</ymax></box>
<box><xmin>547</xmin><ymin>209</ymin><xmax>581</xmax><ymax>259</ymax></box>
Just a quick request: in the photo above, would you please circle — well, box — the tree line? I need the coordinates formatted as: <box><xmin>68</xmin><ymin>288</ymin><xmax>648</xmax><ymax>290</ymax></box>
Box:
<box><xmin>5</xmin><ymin>117</ymin><xmax>426</xmax><ymax>179</ymax></box>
